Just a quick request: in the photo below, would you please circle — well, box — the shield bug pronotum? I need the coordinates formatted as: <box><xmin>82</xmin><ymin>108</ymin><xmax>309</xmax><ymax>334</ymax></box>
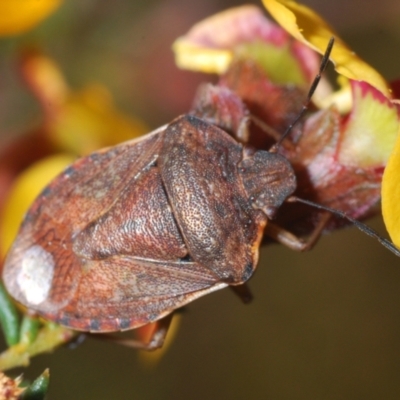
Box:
<box><xmin>2</xmin><ymin>38</ymin><xmax>399</xmax><ymax>349</ymax></box>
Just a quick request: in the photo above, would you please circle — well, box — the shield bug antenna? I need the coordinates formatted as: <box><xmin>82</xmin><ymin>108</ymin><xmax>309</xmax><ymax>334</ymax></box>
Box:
<box><xmin>270</xmin><ymin>36</ymin><xmax>335</xmax><ymax>153</ymax></box>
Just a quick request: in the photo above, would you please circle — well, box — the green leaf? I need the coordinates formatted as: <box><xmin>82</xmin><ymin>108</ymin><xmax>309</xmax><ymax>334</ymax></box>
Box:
<box><xmin>20</xmin><ymin>369</ymin><xmax>50</xmax><ymax>400</ymax></box>
<box><xmin>0</xmin><ymin>323</ymin><xmax>76</xmax><ymax>371</ymax></box>
<box><xmin>20</xmin><ymin>316</ymin><xmax>40</xmax><ymax>345</ymax></box>
<box><xmin>0</xmin><ymin>282</ymin><xmax>20</xmax><ymax>346</ymax></box>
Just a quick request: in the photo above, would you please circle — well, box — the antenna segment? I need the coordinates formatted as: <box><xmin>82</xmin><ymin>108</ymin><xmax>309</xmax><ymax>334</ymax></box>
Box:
<box><xmin>271</xmin><ymin>37</ymin><xmax>335</xmax><ymax>152</ymax></box>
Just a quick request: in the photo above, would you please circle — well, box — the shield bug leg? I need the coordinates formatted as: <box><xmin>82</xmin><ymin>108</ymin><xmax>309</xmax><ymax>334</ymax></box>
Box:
<box><xmin>190</xmin><ymin>83</ymin><xmax>251</xmax><ymax>143</ymax></box>
<box><xmin>265</xmin><ymin>212</ymin><xmax>332</xmax><ymax>252</ymax></box>
<box><xmin>250</xmin><ymin>115</ymin><xmax>287</xmax><ymax>144</ymax></box>
<box><xmin>93</xmin><ymin>315</ymin><xmax>173</xmax><ymax>350</ymax></box>
<box><xmin>236</xmin><ymin>116</ymin><xmax>251</xmax><ymax>143</ymax></box>
<box><xmin>191</xmin><ymin>83</ymin><xmax>287</xmax><ymax>147</ymax></box>
<box><xmin>230</xmin><ymin>283</ymin><xmax>253</xmax><ymax>304</ymax></box>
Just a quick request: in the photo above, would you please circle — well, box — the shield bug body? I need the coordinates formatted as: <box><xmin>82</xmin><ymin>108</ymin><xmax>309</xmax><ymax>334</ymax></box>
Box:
<box><xmin>2</xmin><ymin>114</ymin><xmax>297</xmax><ymax>335</ymax></box>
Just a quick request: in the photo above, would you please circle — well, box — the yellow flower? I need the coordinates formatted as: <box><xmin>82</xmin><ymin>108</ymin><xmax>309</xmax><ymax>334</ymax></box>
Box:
<box><xmin>0</xmin><ymin>0</ymin><xmax>62</xmax><ymax>36</ymax></box>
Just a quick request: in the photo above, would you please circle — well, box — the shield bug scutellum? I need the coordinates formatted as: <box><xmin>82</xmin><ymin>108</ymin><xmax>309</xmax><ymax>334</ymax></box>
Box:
<box><xmin>2</xmin><ymin>38</ymin><xmax>399</xmax><ymax>349</ymax></box>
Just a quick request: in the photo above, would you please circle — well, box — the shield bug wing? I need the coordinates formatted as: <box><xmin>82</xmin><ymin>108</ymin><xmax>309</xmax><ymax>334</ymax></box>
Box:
<box><xmin>57</xmin><ymin>257</ymin><xmax>228</xmax><ymax>332</ymax></box>
<box><xmin>3</xmin><ymin>125</ymin><xmax>225</xmax><ymax>332</ymax></box>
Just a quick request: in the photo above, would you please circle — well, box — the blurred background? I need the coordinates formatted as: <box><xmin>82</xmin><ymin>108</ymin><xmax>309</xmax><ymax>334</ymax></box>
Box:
<box><xmin>1</xmin><ymin>0</ymin><xmax>400</xmax><ymax>399</ymax></box>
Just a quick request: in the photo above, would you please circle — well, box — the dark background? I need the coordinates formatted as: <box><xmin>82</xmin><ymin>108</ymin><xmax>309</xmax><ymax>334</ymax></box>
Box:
<box><xmin>1</xmin><ymin>1</ymin><xmax>400</xmax><ymax>399</ymax></box>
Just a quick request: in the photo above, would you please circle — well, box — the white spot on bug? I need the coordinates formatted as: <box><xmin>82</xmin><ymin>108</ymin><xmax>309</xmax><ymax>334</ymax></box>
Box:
<box><xmin>17</xmin><ymin>245</ymin><xmax>55</xmax><ymax>305</ymax></box>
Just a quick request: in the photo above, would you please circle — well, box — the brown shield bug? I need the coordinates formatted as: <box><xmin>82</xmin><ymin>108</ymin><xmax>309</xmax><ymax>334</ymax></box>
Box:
<box><xmin>2</xmin><ymin>114</ymin><xmax>296</xmax><ymax>343</ymax></box>
<box><xmin>2</xmin><ymin>38</ymin><xmax>399</xmax><ymax>349</ymax></box>
<box><xmin>3</xmin><ymin>115</ymin><xmax>296</xmax><ymax>346</ymax></box>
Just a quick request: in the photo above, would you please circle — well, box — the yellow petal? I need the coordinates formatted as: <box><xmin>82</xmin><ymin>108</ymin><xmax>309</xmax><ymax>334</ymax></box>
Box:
<box><xmin>0</xmin><ymin>154</ymin><xmax>75</xmax><ymax>257</ymax></box>
<box><xmin>173</xmin><ymin>5</ymin><xmax>282</xmax><ymax>74</ymax></box>
<box><xmin>49</xmin><ymin>84</ymin><xmax>149</xmax><ymax>155</ymax></box>
<box><xmin>382</xmin><ymin>128</ymin><xmax>400</xmax><ymax>248</ymax></box>
<box><xmin>20</xmin><ymin>51</ymin><xmax>69</xmax><ymax>109</ymax></box>
<box><xmin>262</xmin><ymin>0</ymin><xmax>390</xmax><ymax>97</ymax></box>
<box><xmin>173</xmin><ymin>43</ymin><xmax>232</xmax><ymax>74</ymax></box>
<box><xmin>338</xmin><ymin>82</ymin><xmax>400</xmax><ymax>167</ymax></box>
<box><xmin>0</xmin><ymin>0</ymin><xmax>62</xmax><ymax>36</ymax></box>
